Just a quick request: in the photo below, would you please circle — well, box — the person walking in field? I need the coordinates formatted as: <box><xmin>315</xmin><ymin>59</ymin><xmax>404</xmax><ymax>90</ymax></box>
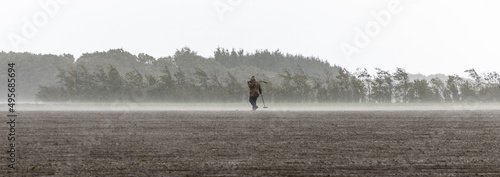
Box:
<box><xmin>247</xmin><ymin>76</ymin><xmax>262</xmax><ymax>111</ymax></box>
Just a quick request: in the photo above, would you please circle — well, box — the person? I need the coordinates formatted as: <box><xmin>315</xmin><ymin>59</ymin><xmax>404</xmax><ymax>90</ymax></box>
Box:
<box><xmin>247</xmin><ymin>76</ymin><xmax>262</xmax><ymax>111</ymax></box>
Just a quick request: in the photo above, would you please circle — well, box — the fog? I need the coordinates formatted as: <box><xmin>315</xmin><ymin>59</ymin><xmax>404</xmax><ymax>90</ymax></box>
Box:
<box><xmin>5</xmin><ymin>102</ymin><xmax>500</xmax><ymax>112</ymax></box>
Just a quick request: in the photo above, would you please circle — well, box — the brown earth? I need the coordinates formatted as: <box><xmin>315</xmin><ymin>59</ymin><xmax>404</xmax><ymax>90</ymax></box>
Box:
<box><xmin>1</xmin><ymin>110</ymin><xmax>500</xmax><ymax>176</ymax></box>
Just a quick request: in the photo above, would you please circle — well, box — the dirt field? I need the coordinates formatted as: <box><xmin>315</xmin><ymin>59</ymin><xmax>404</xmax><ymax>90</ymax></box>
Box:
<box><xmin>2</xmin><ymin>110</ymin><xmax>500</xmax><ymax>176</ymax></box>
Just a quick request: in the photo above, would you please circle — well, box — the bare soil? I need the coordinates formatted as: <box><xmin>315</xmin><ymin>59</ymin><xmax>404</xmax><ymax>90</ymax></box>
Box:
<box><xmin>2</xmin><ymin>110</ymin><xmax>500</xmax><ymax>176</ymax></box>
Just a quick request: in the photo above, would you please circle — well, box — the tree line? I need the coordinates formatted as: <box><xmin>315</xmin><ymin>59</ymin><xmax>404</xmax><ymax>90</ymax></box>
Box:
<box><xmin>0</xmin><ymin>52</ymin><xmax>74</xmax><ymax>101</ymax></box>
<box><xmin>1</xmin><ymin>48</ymin><xmax>340</xmax><ymax>101</ymax></box>
<box><xmin>4</xmin><ymin>48</ymin><xmax>498</xmax><ymax>103</ymax></box>
<box><xmin>36</xmin><ymin>62</ymin><xmax>500</xmax><ymax>103</ymax></box>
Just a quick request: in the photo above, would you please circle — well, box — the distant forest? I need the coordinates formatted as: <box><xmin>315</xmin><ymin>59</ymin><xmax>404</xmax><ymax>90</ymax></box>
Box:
<box><xmin>1</xmin><ymin>47</ymin><xmax>499</xmax><ymax>103</ymax></box>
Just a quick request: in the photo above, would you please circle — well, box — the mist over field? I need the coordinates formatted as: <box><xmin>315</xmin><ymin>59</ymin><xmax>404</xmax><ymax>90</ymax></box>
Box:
<box><xmin>3</xmin><ymin>102</ymin><xmax>499</xmax><ymax>112</ymax></box>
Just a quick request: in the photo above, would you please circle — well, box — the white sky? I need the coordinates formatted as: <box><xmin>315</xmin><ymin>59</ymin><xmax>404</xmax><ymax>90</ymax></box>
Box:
<box><xmin>1</xmin><ymin>0</ymin><xmax>499</xmax><ymax>76</ymax></box>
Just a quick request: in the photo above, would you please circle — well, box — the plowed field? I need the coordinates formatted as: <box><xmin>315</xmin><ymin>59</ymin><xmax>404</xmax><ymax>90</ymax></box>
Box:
<box><xmin>2</xmin><ymin>110</ymin><xmax>500</xmax><ymax>176</ymax></box>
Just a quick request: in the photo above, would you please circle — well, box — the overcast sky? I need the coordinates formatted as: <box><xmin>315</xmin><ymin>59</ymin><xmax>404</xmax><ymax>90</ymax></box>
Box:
<box><xmin>1</xmin><ymin>0</ymin><xmax>499</xmax><ymax>76</ymax></box>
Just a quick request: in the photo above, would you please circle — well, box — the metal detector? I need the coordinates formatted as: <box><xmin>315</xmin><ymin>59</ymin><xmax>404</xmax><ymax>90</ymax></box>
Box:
<box><xmin>259</xmin><ymin>81</ymin><xmax>268</xmax><ymax>108</ymax></box>
<box><xmin>261</xmin><ymin>93</ymin><xmax>268</xmax><ymax>108</ymax></box>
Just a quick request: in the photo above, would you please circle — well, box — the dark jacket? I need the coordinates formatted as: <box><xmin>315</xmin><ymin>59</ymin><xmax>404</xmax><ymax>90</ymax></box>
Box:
<box><xmin>248</xmin><ymin>81</ymin><xmax>262</xmax><ymax>97</ymax></box>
